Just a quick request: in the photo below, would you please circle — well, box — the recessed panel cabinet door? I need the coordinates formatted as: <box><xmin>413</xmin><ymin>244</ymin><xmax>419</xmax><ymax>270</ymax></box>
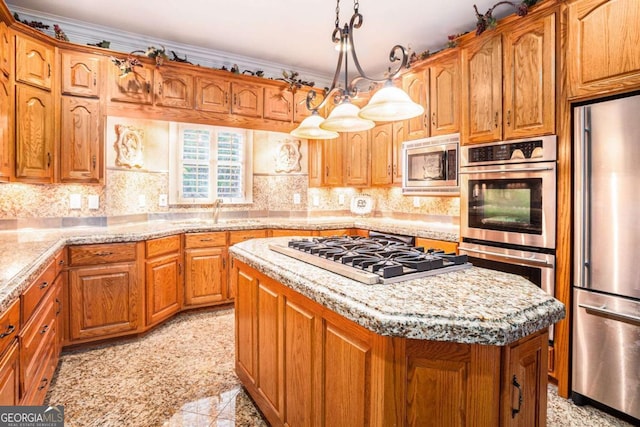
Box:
<box><xmin>15</xmin><ymin>84</ymin><xmax>54</xmax><ymax>182</ymax></box>
<box><xmin>61</xmin><ymin>52</ymin><xmax>102</xmax><ymax>97</ymax></box>
<box><xmin>231</xmin><ymin>82</ymin><xmax>263</xmax><ymax>117</ymax></box>
<box><xmin>0</xmin><ymin>74</ymin><xmax>11</xmax><ymax>181</ymax></box>
<box><xmin>60</xmin><ymin>96</ymin><xmax>102</xmax><ymax>183</ymax></box>
<box><xmin>264</xmin><ymin>86</ymin><xmax>292</xmax><ymax>121</ymax></box>
<box><xmin>195</xmin><ymin>77</ymin><xmax>230</xmax><ymax>113</ymax></box>
<box><xmin>155</xmin><ymin>70</ymin><xmax>194</xmax><ymax>109</ymax></box>
<box><xmin>108</xmin><ymin>62</ymin><xmax>154</xmax><ymax>104</ymax></box>
<box><xmin>402</xmin><ymin>69</ymin><xmax>429</xmax><ymax>140</ymax></box>
<box><xmin>430</xmin><ymin>51</ymin><xmax>460</xmax><ymax>136</ymax></box>
<box><xmin>344</xmin><ymin>131</ymin><xmax>369</xmax><ymax>186</ymax></box>
<box><xmin>370</xmin><ymin>123</ymin><xmax>393</xmax><ymax>186</ymax></box>
<box><xmin>15</xmin><ymin>35</ymin><xmax>53</xmax><ymax>90</ymax></box>
<box><xmin>184</xmin><ymin>247</ymin><xmax>226</xmax><ymax>307</ymax></box>
<box><xmin>145</xmin><ymin>253</ymin><xmax>181</xmax><ymax>326</ymax></box>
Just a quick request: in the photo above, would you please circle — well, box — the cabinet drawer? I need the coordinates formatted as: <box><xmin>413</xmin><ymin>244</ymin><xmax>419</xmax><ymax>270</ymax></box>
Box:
<box><xmin>69</xmin><ymin>242</ymin><xmax>137</xmax><ymax>266</ymax></box>
<box><xmin>20</xmin><ymin>295</ymin><xmax>57</xmax><ymax>394</ymax></box>
<box><xmin>0</xmin><ymin>300</ymin><xmax>20</xmax><ymax>357</ymax></box>
<box><xmin>229</xmin><ymin>230</ymin><xmax>268</xmax><ymax>245</ymax></box>
<box><xmin>184</xmin><ymin>232</ymin><xmax>227</xmax><ymax>248</ymax></box>
<box><xmin>54</xmin><ymin>249</ymin><xmax>67</xmax><ymax>276</ymax></box>
<box><xmin>146</xmin><ymin>235</ymin><xmax>180</xmax><ymax>258</ymax></box>
<box><xmin>21</xmin><ymin>260</ymin><xmax>55</xmax><ymax>322</ymax></box>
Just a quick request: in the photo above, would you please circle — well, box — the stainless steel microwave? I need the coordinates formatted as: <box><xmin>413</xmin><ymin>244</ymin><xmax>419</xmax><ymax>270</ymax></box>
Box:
<box><xmin>402</xmin><ymin>133</ymin><xmax>460</xmax><ymax>195</ymax></box>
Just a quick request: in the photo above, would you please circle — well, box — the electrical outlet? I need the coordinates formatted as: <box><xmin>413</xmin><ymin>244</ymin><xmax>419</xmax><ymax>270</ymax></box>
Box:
<box><xmin>158</xmin><ymin>194</ymin><xmax>168</xmax><ymax>207</ymax></box>
<box><xmin>87</xmin><ymin>195</ymin><xmax>99</xmax><ymax>210</ymax></box>
<box><xmin>293</xmin><ymin>193</ymin><xmax>301</xmax><ymax>205</ymax></box>
<box><xmin>312</xmin><ymin>195</ymin><xmax>320</xmax><ymax>207</ymax></box>
<box><xmin>338</xmin><ymin>194</ymin><xmax>345</xmax><ymax>205</ymax></box>
<box><xmin>413</xmin><ymin>197</ymin><xmax>421</xmax><ymax>208</ymax></box>
<box><xmin>138</xmin><ymin>194</ymin><xmax>146</xmax><ymax>208</ymax></box>
<box><xmin>69</xmin><ymin>194</ymin><xmax>82</xmax><ymax>210</ymax></box>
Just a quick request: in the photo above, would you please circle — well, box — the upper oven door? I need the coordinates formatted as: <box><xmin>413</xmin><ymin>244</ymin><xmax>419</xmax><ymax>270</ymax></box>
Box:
<box><xmin>460</xmin><ymin>161</ymin><xmax>556</xmax><ymax>249</ymax></box>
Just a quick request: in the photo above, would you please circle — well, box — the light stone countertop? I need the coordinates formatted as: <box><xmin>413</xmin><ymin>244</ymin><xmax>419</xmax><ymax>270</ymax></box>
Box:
<box><xmin>0</xmin><ymin>217</ymin><xmax>458</xmax><ymax>313</ymax></box>
<box><xmin>229</xmin><ymin>237</ymin><xmax>566</xmax><ymax>346</ymax></box>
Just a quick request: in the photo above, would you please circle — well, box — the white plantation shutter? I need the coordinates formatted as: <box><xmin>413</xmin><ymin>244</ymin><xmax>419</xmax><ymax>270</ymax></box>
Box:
<box><xmin>216</xmin><ymin>131</ymin><xmax>244</xmax><ymax>200</ymax></box>
<box><xmin>181</xmin><ymin>129</ymin><xmax>211</xmax><ymax>200</ymax></box>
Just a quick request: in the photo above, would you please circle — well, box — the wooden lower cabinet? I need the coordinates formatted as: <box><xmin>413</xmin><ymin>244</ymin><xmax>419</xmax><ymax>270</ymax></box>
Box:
<box><xmin>184</xmin><ymin>247</ymin><xmax>227</xmax><ymax>306</ymax></box>
<box><xmin>233</xmin><ymin>259</ymin><xmax>548</xmax><ymax>426</ymax></box>
<box><xmin>145</xmin><ymin>253</ymin><xmax>182</xmax><ymax>327</ymax></box>
<box><xmin>0</xmin><ymin>341</ymin><xmax>19</xmax><ymax>405</ymax></box>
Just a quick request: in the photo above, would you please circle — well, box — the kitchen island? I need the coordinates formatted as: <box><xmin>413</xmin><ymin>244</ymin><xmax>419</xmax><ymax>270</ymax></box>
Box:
<box><xmin>229</xmin><ymin>237</ymin><xmax>565</xmax><ymax>427</ymax></box>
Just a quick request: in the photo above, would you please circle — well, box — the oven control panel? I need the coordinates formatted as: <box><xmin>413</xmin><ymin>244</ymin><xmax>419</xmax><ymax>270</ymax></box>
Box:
<box><xmin>468</xmin><ymin>140</ymin><xmax>543</xmax><ymax>164</ymax></box>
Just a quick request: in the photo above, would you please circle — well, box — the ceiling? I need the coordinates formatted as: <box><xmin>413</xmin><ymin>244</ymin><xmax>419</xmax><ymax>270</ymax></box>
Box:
<box><xmin>7</xmin><ymin>0</ymin><xmax>511</xmax><ymax>81</ymax></box>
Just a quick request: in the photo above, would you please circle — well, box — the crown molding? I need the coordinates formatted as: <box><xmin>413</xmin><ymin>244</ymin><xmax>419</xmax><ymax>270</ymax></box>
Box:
<box><xmin>7</xmin><ymin>4</ymin><xmax>333</xmax><ymax>88</ymax></box>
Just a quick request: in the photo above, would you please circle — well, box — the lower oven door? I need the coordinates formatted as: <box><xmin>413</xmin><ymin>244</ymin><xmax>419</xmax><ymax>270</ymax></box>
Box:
<box><xmin>458</xmin><ymin>242</ymin><xmax>555</xmax><ymax>341</ymax></box>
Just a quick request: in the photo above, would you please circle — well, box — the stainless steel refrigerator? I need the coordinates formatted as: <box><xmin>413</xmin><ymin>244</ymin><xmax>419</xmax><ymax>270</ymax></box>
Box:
<box><xmin>573</xmin><ymin>93</ymin><xmax>640</xmax><ymax>422</ymax></box>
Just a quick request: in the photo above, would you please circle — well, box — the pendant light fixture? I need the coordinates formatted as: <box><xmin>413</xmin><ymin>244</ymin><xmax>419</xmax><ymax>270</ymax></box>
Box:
<box><xmin>290</xmin><ymin>0</ymin><xmax>424</xmax><ymax>138</ymax></box>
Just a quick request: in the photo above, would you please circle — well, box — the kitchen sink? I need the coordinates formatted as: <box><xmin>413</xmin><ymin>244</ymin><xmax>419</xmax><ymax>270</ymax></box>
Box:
<box><xmin>171</xmin><ymin>218</ymin><xmax>262</xmax><ymax>225</ymax></box>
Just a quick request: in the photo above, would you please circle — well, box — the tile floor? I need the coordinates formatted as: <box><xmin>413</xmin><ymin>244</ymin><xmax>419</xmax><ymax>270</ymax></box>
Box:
<box><xmin>45</xmin><ymin>308</ymin><xmax>634</xmax><ymax>427</ymax></box>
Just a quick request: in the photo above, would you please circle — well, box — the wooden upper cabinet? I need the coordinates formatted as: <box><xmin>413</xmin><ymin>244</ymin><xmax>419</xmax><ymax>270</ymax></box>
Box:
<box><xmin>370</xmin><ymin>123</ymin><xmax>393</xmax><ymax>186</ymax></box>
<box><xmin>392</xmin><ymin>120</ymin><xmax>407</xmax><ymax>185</ymax></box>
<box><xmin>402</xmin><ymin>69</ymin><xmax>429</xmax><ymax>140</ymax></box>
<box><xmin>231</xmin><ymin>81</ymin><xmax>263</xmax><ymax>117</ymax></box>
<box><xmin>430</xmin><ymin>51</ymin><xmax>460</xmax><ymax>136</ymax></box>
<box><xmin>0</xmin><ymin>74</ymin><xmax>11</xmax><ymax>182</ymax></box>
<box><xmin>567</xmin><ymin>0</ymin><xmax>640</xmax><ymax>97</ymax></box>
<box><xmin>308</xmin><ymin>138</ymin><xmax>324</xmax><ymax>187</ymax></box>
<box><xmin>154</xmin><ymin>69</ymin><xmax>194</xmax><ymax>109</ymax></box>
<box><xmin>15</xmin><ymin>84</ymin><xmax>54</xmax><ymax>182</ymax></box>
<box><xmin>461</xmin><ymin>34</ymin><xmax>503</xmax><ymax>144</ymax></box>
<box><xmin>343</xmin><ymin>131</ymin><xmax>369</xmax><ymax>186</ymax></box>
<box><xmin>61</xmin><ymin>51</ymin><xmax>102</xmax><ymax>98</ymax></box>
<box><xmin>108</xmin><ymin>61</ymin><xmax>154</xmax><ymax>104</ymax></box>
<box><xmin>323</xmin><ymin>137</ymin><xmax>343</xmax><ymax>186</ymax></box>
<box><xmin>60</xmin><ymin>96</ymin><xmax>102</xmax><ymax>183</ymax></box>
<box><xmin>0</xmin><ymin>22</ymin><xmax>11</xmax><ymax>77</ymax></box>
<box><xmin>195</xmin><ymin>76</ymin><xmax>230</xmax><ymax>113</ymax></box>
<box><xmin>15</xmin><ymin>35</ymin><xmax>54</xmax><ymax>90</ymax></box>
<box><xmin>503</xmin><ymin>13</ymin><xmax>555</xmax><ymax>139</ymax></box>
<box><xmin>264</xmin><ymin>86</ymin><xmax>293</xmax><ymax>121</ymax></box>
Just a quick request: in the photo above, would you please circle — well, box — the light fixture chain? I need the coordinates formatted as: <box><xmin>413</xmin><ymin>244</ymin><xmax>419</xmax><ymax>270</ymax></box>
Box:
<box><xmin>353</xmin><ymin>0</ymin><xmax>359</xmax><ymax>14</ymax></box>
<box><xmin>335</xmin><ymin>0</ymin><xmax>340</xmax><ymax>29</ymax></box>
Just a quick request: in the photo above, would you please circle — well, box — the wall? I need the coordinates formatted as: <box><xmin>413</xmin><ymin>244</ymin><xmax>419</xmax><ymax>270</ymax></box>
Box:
<box><xmin>0</xmin><ymin>117</ymin><xmax>459</xmax><ymax>225</ymax></box>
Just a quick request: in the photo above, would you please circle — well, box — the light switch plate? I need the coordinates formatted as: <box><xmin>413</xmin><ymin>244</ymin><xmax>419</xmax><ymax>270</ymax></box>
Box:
<box><xmin>413</xmin><ymin>197</ymin><xmax>421</xmax><ymax>208</ymax></box>
<box><xmin>138</xmin><ymin>194</ymin><xmax>146</xmax><ymax>207</ymax></box>
<box><xmin>312</xmin><ymin>195</ymin><xmax>320</xmax><ymax>206</ymax></box>
<box><xmin>293</xmin><ymin>193</ymin><xmax>301</xmax><ymax>205</ymax></box>
<box><xmin>338</xmin><ymin>194</ymin><xmax>345</xmax><ymax>205</ymax></box>
<box><xmin>69</xmin><ymin>194</ymin><xmax>82</xmax><ymax>210</ymax></box>
<box><xmin>87</xmin><ymin>195</ymin><xmax>99</xmax><ymax>210</ymax></box>
<box><xmin>158</xmin><ymin>194</ymin><xmax>168</xmax><ymax>207</ymax></box>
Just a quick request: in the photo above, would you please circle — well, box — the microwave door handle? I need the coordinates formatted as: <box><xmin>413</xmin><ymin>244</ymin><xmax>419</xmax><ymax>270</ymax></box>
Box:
<box><xmin>461</xmin><ymin>247</ymin><xmax>554</xmax><ymax>268</ymax></box>
<box><xmin>458</xmin><ymin>166</ymin><xmax>554</xmax><ymax>174</ymax></box>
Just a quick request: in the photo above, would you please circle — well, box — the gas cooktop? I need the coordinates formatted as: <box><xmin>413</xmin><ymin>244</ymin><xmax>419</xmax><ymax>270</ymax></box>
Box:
<box><xmin>268</xmin><ymin>232</ymin><xmax>471</xmax><ymax>285</ymax></box>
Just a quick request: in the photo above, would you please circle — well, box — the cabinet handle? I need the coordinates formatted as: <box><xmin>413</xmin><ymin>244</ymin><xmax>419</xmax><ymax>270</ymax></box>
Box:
<box><xmin>40</xmin><ymin>324</ymin><xmax>50</xmax><ymax>335</ymax></box>
<box><xmin>222</xmin><ymin>258</ymin><xmax>226</xmax><ymax>269</ymax></box>
<box><xmin>432</xmin><ymin>112</ymin><xmax>436</xmax><ymax>127</ymax></box>
<box><xmin>423</xmin><ymin>113</ymin><xmax>427</xmax><ymax>129</ymax></box>
<box><xmin>495</xmin><ymin>112</ymin><xmax>499</xmax><ymax>128</ymax></box>
<box><xmin>200</xmin><ymin>238</ymin><xmax>213</xmax><ymax>242</ymax></box>
<box><xmin>146</xmin><ymin>82</ymin><xmax>151</xmax><ymax>93</ymax></box>
<box><xmin>0</xmin><ymin>325</ymin><xmax>15</xmax><ymax>339</ymax></box>
<box><xmin>39</xmin><ymin>281</ymin><xmax>49</xmax><ymax>290</ymax></box>
<box><xmin>347</xmin><ymin>166</ymin><xmax>350</xmax><ymax>177</ymax></box>
<box><xmin>325</xmin><ymin>166</ymin><xmax>329</xmax><ymax>177</ymax></box>
<box><xmin>507</xmin><ymin>110</ymin><xmax>511</xmax><ymax>127</ymax></box>
<box><xmin>37</xmin><ymin>378</ymin><xmax>49</xmax><ymax>391</ymax></box>
<box><xmin>511</xmin><ymin>375</ymin><xmax>523</xmax><ymax>418</ymax></box>
<box><xmin>234</xmin><ymin>94</ymin><xmax>237</xmax><ymax>105</ymax></box>
<box><xmin>178</xmin><ymin>263</ymin><xmax>182</xmax><ymax>275</ymax></box>
<box><xmin>95</xmin><ymin>251</ymin><xmax>113</xmax><ymax>257</ymax></box>
<box><xmin>158</xmin><ymin>82</ymin><xmax>163</xmax><ymax>95</ymax></box>
<box><xmin>47</xmin><ymin>63</ymin><xmax>51</xmax><ymax>78</ymax></box>
<box><xmin>393</xmin><ymin>163</ymin><xmax>397</xmax><ymax>177</ymax></box>
<box><xmin>93</xmin><ymin>72</ymin><xmax>97</xmax><ymax>87</ymax></box>
<box><xmin>55</xmin><ymin>298</ymin><xmax>62</xmax><ymax>316</ymax></box>
<box><xmin>47</xmin><ymin>152</ymin><xmax>51</xmax><ymax>168</ymax></box>
<box><xmin>92</xmin><ymin>155</ymin><xmax>97</xmax><ymax>170</ymax></box>
<box><xmin>225</xmin><ymin>92</ymin><xmax>229</xmax><ymax>104</ymax></box>
<box><xmin>387</xmin><ymin>164</ymin><xmax>391</xmax><ymax>176</ymax></box>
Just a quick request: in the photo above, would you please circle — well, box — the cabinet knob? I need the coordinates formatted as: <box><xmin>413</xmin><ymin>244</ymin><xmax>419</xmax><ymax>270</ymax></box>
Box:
<box><xmin>507</xmin><ymin>110</ymin><xmax>511</xmax><ymax>127</ymax></box>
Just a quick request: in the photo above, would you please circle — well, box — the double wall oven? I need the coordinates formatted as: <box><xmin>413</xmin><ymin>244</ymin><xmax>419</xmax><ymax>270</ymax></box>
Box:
<box><xmin>458</xmin><ymin>135</ymin><xmax>557</xmax><ymax>341</ymax></box>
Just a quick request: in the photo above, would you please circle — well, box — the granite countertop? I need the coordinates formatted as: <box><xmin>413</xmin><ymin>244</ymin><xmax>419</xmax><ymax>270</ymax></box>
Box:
<box><xmin>0</xmin><ymin>217</ymin><xmax>458</xmax><ymax>313</ymax></box>
<box><xmin>229</xmin><ymin>237</ymin><xmax>565</xmax><ymax>346</ymax></box>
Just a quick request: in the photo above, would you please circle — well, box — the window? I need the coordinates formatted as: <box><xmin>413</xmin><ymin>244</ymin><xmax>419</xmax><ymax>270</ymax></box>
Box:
<box><xmin>170</xmin><ymin>124</ymin><xmax>253</xmax><ymax>205</ymax></box>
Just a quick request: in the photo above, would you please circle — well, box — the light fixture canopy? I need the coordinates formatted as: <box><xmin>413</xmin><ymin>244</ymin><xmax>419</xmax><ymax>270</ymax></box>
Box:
<box><xmin>290</xmin><ymin>0</ymin><xmax>423</xmax><ymax>138</ymax></box>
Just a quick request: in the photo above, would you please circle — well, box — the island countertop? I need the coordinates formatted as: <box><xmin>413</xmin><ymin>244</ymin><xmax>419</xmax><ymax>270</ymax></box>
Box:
<box><xmin>229</xmin><ymin>237</ymin><xmax>565</xmax><ymax>346</ymax></box>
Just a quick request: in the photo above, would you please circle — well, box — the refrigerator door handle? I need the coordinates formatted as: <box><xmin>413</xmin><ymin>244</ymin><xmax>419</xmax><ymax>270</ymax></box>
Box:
<box><xmin>578</xmin><ymin>303</ymin><xmax>640</xmax><ymax>326</ymax></box>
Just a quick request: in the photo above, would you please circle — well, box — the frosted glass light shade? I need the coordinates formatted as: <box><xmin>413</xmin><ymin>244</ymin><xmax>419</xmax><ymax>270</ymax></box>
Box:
<box><xmin>290</xmin><ymin>113</ymin><xmax>339</xmax><ymax>139</ymax></box>
<box><xmin>359</xmin><ymin>85</ymin><xmax>425</xmax><ymax>121</ymax></box>
<box><xmin>320</xmin><ymin>101</ymin><xmax>375</xmax><ymax>132</ymax></box>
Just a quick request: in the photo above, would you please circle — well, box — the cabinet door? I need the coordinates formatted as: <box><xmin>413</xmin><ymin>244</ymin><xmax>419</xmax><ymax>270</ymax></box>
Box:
<box><xmin>0</xmin><ymin>74</ymin><xmax>11</xmax><ymax>181</ymax></box>
<box><xmin>370</xmin><ymin>123</ymin><xmax>393</xmax><ymax>186</ymax></box>
<box><xmin>264</xmin><ymin>86</ymin><xmax>293</xmax><ymax>121</ymax></box>
<box><xmin>0</xmin><ymin>21</ymin><xmax>11</xmax><ymax>77</ymax></box>
<box><xmin>308</xmin><ymin>139</ymin><xmax>323</xmax><ymax>187</ymax></box>
<box><xmin>503</xmin><ymin>13</ymin><xmax>555</xmax><ymax>139</ymax></box>
<box><xmin>60</xmin><ymin>96</ymin><xmax>102</xmax><ymax>183</ymax></box>
<box><xmin>430</xmin><ymin>52</ymin><xmax>460</xmax><ymax>136</ymax></box>
<box><xmin>402</xmin><ymin>69</ymin><xmax>429</xmax><ymax>140</ymax></box>
<box><xmin>184</xmin><ymin>247</ymin><xmax>227</xmax><ymax>306</ymax></box>
<box><xmin>68</xmin><ymin>263</ymin><xmax>139</xmax><ymax>341</ymax></box>
<box><xmin>344</xmin><ymin>131</ymin><xmax>369</xmax><ymax>186</ymax></box>
<box><xmin>195</xmin><ymin>76</ymin><xmax>230</xmax><ymax>113</ymax></box>
<box><xmin>461</xmin><ymin>35</ymin><xmax>503</xmax><ymax>144</ymax></box>
<box><xmin>235</xmin><ymin>267</ymin><xmax>257</xmax><ymax>380</ymax></box>
<box><xmin>323</xmin><ymin>137</ymin><xmax>344</xmax><ymax>186</ymax></box>
<box><xmin>108</xmin><ymin>62</ymin><xmax>154</xmax><ymax>104</ymax></box>
<box><xmin>501</xmin><ymin>330</ymin><xmax>548</xmax><ymax>427</ymax></box>
<box><xmin>146</xmin><ymin>253</ymin><xmax>181</xmax><ymax>326</ymax></box>
<box><xmin>568</xmin><ymin>0</ymin><xmax>640</xmax><ymax>97</ymax></box>
<box><xmin>256</xmin><ymin>279</ymin><xmax>283</xmax><ymax>416</ymax></box>
<box><xmin>231</xmin><ymin>82</ymin><xmax>263</xmax><ymax>117</ymax></box>
<box><xmin>0</xmin><ymin>341</ymin><xmax>19</xmax><ymax>405</ymax></box>
<box><xmin>155</xmin><ymin>69</ymin><xmax>194</xmax><ymax>109</ymax></box>
<box><xmin>15</xmin><ymin>35</ymin><xmax>53</xmax><ymax>90</ymax></box>
<box><xmin>392</xmin><ymin>121</ymin><xmax>407</xmax><ymax>185</ymax></box>
<box><xmin>61</xmin><ymin>51</ymin><xmax>102</xmax><ymax>97</ymax></box>
<box><xmin>15</xmin><ymin>84</ymin><xmax>54</xmax><ymax>182</ymax></box>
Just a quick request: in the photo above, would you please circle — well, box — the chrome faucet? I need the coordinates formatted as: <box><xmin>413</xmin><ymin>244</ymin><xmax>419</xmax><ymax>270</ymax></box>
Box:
<box><xmin>212</xmin><ymin>198</ymin><xmax>222</xmax><ymax>223</ymax></box>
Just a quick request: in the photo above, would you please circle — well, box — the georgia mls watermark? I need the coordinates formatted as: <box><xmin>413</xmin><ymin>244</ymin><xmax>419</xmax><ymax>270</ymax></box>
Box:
<box><xmin>0</xmin><ymin>406</ymin><xmax>64</xmax><ymax>427</ymax></box>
